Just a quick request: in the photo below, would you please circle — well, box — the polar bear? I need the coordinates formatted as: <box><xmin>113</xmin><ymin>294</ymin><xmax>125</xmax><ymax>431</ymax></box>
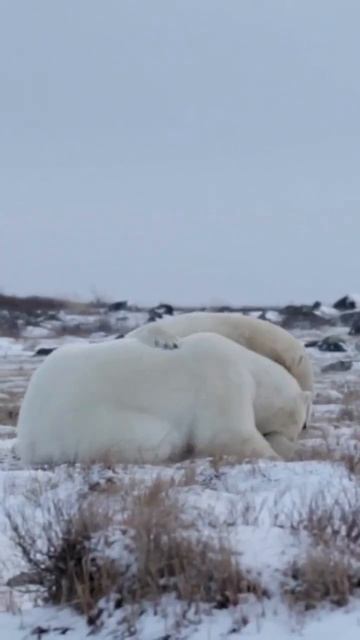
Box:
<box><xmin>16</xmin><ymin>332</ymin><xmax>311</xmax><ymax>466</ymax></box>
<box><xmin>128</xmin><ymin>312</ymin><xmax>313</xmax><ymax>393</ymax></box>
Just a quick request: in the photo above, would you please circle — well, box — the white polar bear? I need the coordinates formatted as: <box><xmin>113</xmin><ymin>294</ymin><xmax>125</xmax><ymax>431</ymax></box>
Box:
<box><xmin>16</xmin><ymin>332</ymin><xmax>311</xmax><ymax>466</ymax></box>
<box><xmin>129</xmin><ymin>311</ymin><xmax>314</xmax><ymax>394</ymax></box>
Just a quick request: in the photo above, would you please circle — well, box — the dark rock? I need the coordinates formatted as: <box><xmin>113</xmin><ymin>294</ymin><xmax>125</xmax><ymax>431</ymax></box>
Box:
<box><xmin>148</xmin><ymin>303</ymin><xmax>174</xmax><ymax>322</ymax></box>
<box><xmin>107</xmin><ymin>300</ymin><xmax>128</xmax><ymax>312</ymax></box>
<box><xmin>280</xmin><ymin>305</ymin><xmax>332</xmax><ymax>330</ymax></box>
<box><xmin>336</xmin><ymin>310</ymin><xmax>360</xmax><ymax>328</ymax></box>
<box><xmin>321</xmin><ymin>360</ymin><xmax>353</xmax><ymax>373</ymax></box>
<box><xmin>349</xmin><ymin>317</ymin><xmax>360</xmax><ymax>336</ymax></box>
<box><xmin>312</xmin><ymin>300</ymin><xmax>322</xmax><ymax>311</ymax></box>
<box><xmin>305</xmin><ymin>335</ymin><xmax>347</xmax><ymax>352</ymax></box>
<box><xmin>333</xmin><ymin>295</ymin><xmax>358</xmax><ymax>311</ymax></box>
<box><xmin>305</xmin><ymin>339</ymin><xmax>320</xmax><ymax>348</ymax></box>
<box><xmin>318</xmin><ymin>335</ymin><xmax>347</xmax><ymax>352</ymax></box>
<box><xmin>282</xmin><ymin>304</ymin><xmax>314</xmax><ymax>315</ymax></box>
<box><xmin>148</xmin><ymin>309</ymin><xmax>162</xmax><ymax>322</ymax></box>
<box><xmin>154</xmin><ymin>303</ymin><xmax>174</xmax><ymax>316</ymax></box>
<box><xmin>44</xmin><ymin>311</ymin><xmax>60</xmax><ymax>321</ymax></box>
<box><xmin>33</xmin><ymin>347</ymin><xmax>57</xmax><ymax>357</ymax></box>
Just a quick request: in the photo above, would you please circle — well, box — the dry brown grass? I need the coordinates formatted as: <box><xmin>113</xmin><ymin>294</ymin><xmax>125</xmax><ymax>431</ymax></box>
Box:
<box><xmin>0</xmin><ymin>379</ymin><xmax>30</xmax><ymax>427</ymax></box>
<box><xmin>123</xmin><ymin>479</ymin><xmax>261</xmax><ymax>609</ymax></box>
<box><xmin>311</xmin><ymin>446</ymin><xmax>360</xmax><ymax>477</ymax></box>
<box><xmin>5</xmin><ymin>474</ymin><xmax>265</xmax><ymax>626</ymax></box>
<box><xmin>0</xmin><ymin>403</ymin><xmax>19</xmax><ymax>426</ymax></box>
<box><xmin>312</xmin><ymin>383</ymin><xmax>360</xmax><ymax>425</ymax></box>
<box><xmin>0</xmin><ymin>293</ymin><xmax>94</xmax><ymax>315</ymax></box>
<box><xmin>293</xmin><ymin>429</ymin><xmax>360</xmax><ymax>476</ymax></box>
<box><xmin>5</xmin><ymin>497</ymin><xmax>115</xmax><ymax>614</ymax></box>
<box><xmin>288</xmin><ymin>490</ymin><xmax>360</xmax><ymax>546</ymax></box>
<box><xmin>337</xmin><ymin>406</ymin><xmax>358</xmax><ymax>422</ymax></box>
<box><xmin>283</xmin><ymin>488</ymin><xmax>360</xmax><ymax>609</ymax></box>
<box><xmin>341</xmin><ymin>388</ymin><xmax>360</xmax><ymax>404</ymax></box>
<box><xmin>0</xmin><ymin>293</ymin><xmax>107</xmax><ymax>337</ymax></box>
<box><xmin>286</xmin><ymin>551</ymin><xmax>359</xmax><ymax>610</ymax></box>
<box><xmin>0</xmin><ymin>294</ymin><xmax>69</xmax><ymax>314</ymax></box>
<box><xmin>339</xmin><ymin>447</ymin><xmax>360</xmax><ymax>476</ymax></box>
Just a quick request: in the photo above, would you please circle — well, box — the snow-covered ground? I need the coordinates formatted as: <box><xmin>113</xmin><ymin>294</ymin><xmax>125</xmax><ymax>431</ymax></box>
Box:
<box><xmin>1</xmin><ymin>309</ymin><xmax>360</xmax><ymax>639</ymax></box>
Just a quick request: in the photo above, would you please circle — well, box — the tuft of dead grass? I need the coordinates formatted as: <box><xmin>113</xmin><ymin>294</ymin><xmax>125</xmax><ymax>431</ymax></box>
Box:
<box><xmin>283</xmin><ymin>488</ymin><xmax>360</xmax><ymax>610</ymax></box>
<box><xmin>5</xmin><ymin>474</ymin><xmax>265</xmax><ymax>626</ymax></box>
<box><xmin>0</xmin><ymin>404</ymin><xmax>19</xmax><ymax>426</ymax></box>
<box><xmin>5</xmin><ymin>497</ymin><xmax>115</xmax><ymax>614</ymax></box>
<box><xmin>293</xmin><ymin>428</ymin><xmax>360</xmax><ymax>476</ymax></box>
<box><xmin>286</xmin><ymin>551</ymin><xmax>359</xmax><ymax>610</ymax></box>
<box><xmin>0</xmin><ymin>293</ymin><xmax>95</xmax><ymax>315</ymax></box>
<box><xmin>288</xmin><ymin>490</ymin><xmax>360</xmax><ymax>547</ymax></box>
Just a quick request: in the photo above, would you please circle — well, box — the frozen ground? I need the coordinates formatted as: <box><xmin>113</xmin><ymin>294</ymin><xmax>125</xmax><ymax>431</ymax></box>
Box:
<box><xmin>1</xmin><ymin>308</ymin><xmax>360</xmax><ymax>638</ymax></box>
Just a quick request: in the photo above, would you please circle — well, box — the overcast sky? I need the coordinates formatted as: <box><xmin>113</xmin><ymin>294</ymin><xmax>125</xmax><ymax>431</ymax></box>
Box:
<box><xmin>1</xmin><ymin>1</ymin><xmax>360</xmax><ymax>306</ymax></box>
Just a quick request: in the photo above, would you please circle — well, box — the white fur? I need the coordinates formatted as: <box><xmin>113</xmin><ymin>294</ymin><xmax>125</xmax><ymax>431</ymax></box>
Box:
<box><xmin>16</xmin><ymin>333</ymin><xmax>311</xmax><ymax>466</ymax></box>
<box><xmin>129</xmin><ymin>312</ymin><xmax>313</xmax><ymax>393</ymax></box>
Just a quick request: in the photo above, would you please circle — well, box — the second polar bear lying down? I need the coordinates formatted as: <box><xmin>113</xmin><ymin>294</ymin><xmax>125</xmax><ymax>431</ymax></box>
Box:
<box><xmin>128</xmin><ymin>311</ymin><xmax>314</xmax><ymax>393</ymax></box>
<box><xmin>17</xmin><ymin>332</ymin><xmax>312</xmax><ymax>466</ymax></box>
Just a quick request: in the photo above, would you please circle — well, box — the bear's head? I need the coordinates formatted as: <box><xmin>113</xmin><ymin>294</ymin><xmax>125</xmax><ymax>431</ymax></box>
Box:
<box><xmin>274</xmin><ymin>390</ymin><xmax>313</xmax><ymax>442</ymax></box>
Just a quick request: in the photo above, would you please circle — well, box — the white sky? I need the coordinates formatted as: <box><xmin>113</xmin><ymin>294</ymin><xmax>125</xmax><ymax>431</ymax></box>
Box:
<box><xmin>1</xmin><ymin>1</ymin><xmax>360</xmax><ymax>306</ymax></box>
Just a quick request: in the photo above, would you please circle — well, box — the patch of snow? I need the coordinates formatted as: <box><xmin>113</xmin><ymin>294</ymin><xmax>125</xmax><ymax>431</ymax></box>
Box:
<box><xmin>348</xmin><ymin>293</ymin><xmax>360</xmax><ymax>308</ymax></box>
<box><xmin>57</xmin><ymin>311</ymin><xmax>97</xmax><ymax>326</ymax></box>
<box><xmin>315</xmin><ymin>389</ymin><xmax>343</xmax><ymax>402</ymax></box>
<box><xmin>0</xmin><ymin>339</ymin><xmax>27</xmax><ymax>358</ymax></box>
<box><xmin>264</xmin><ymin>310</ymin><xmax>282</xmax><ymax>323</ymax></box>
<box><xmin>21</xmin><ymin>326</ymin><xmax>52</xmax><ymax>339</ymax></box>
<box><xmin>315</xmin><ymin>304</ymin><xmax>340</xmax><ymax>318</ymax></box>
<box><xmin>0</xmin><ymin>426</ymin><xmax>16</xmax><ymax>438</ymax></box>
<box><xmin>2</xmin><ymin>316</ymin><xmax>360</xmax><ymax>637</ymax></box>
<box><xmin>3</xmin><ymin>594</ymin><xmax>360</xmax><ymax>639</ymax></box>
